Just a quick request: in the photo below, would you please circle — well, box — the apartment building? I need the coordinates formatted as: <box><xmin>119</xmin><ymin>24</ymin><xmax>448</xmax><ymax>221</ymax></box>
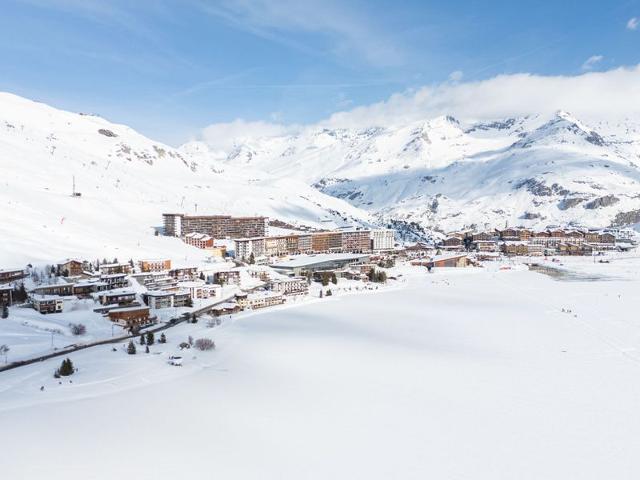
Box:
<box><xmin>311</xmin><ymin>231</ymin><xmax>343</xmax><ymax>252</ymax></box>
<box><xmin>163</xmin><ymin>213</ymin><xmax>268</xmax><ymax>239</ymax></box>
<box><xmin>183</xmin><ymin>232</ymin><xmax>214</xmax><ymax>249</ymax></box>
<box><xmin>270</xmin><ymin>277</ymin><xmax>309</xmax><ymax>296</ymax></box>
<box><xmin>32</xmin><ymin>295</ymin><xmax>64</xmax><ymax>314</ymax></box>
<box><xmin>341</xmin><ymin>229</ymin><xmax>371</xmax><ymax>252</ymax></box>
<box><xmin>234</xmin><ymin>237</ymin><xmax>266</xmax><ymax>260</ymax></box>
<box><xmin>139</xmin><ymin>259</ymin><xmax>171</xmax><ymax>272</ymax></box>
<box><xmin>371</xmin><ymin>229</ymin><xmax>395</xmax><ymax>250</ymax></box>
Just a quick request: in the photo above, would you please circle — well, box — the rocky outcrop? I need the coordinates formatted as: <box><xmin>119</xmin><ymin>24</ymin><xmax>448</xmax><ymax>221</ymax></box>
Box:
<box><xmin>584</xmin><ymin>195</ymin><xmax>620</xmax><ymax>210</ymax></box>
<box><xmin>611</xmin><ymin>209</ymin><xmax>640</xmax><ymax>226</ymax></box>
<box><xmin>558</xmin><ymin>197</ymin><xmax>586</xmax><ymax>210</ymax></box>
<box><xmin>515</xmin><ymin>178</ymin><xmax>569</xmax><ymax>197</ymax></box>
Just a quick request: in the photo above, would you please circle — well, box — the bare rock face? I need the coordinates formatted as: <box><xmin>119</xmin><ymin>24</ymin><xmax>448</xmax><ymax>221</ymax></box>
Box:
<box><xmin>584</xmin><ymin>195</ymin><xmax>620</xmax><ymax>210</ymax></box>
<box><xmin>98</xmin><ymin>128</ymin><xmax>118</xmax><ymax>138</ymax></box>
<box><xmin>521</xmin><ymin>211</ymin><xmax>543</xmax><ymax>220</ymax></box>
<box><xmin>558</xmin><ymin>197</ymin><xmax>586</xmax><ymax>210</ymax></box>
<box><xmin>611</xmin><ymin>209</ymin><xmax>640</xmax><ymax>226</ymax></box>
<box><xmin>515</xmin><ymin>178</ymin><xmax>569</xmax><ymax>197</ymax></box>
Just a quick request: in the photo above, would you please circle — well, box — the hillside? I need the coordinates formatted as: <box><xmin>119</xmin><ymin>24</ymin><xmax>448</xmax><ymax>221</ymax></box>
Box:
<box><xmin>214</xmin><ymin>111</ymin><xmax>640</xmax><ymax>233</ymax></box>
<box><xmin>0</xmin><ymin>93</ymin><xmax>371</xmax><ymax>266</ymax></box>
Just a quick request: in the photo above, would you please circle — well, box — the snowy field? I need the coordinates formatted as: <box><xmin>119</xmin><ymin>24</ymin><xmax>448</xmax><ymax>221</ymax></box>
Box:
<box><xmin>2</xmin><ymin>260</ymin><xmax>640</xmax><ymax>479</ymax></box>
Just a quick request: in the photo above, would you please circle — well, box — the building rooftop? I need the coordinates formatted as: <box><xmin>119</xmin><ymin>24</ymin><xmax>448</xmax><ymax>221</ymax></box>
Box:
<box><xmin>430</xmin><ymin>253</ymin><xmax>469</xmax><ymax>262</ymax></box>
<box><xmin>109</xmin><ymin>305</ymin><xmax>150</xmax><ymax>313</ymax></box>
<box><xmin>272</xmin><ymin>253</ymin><xmax>369</xmax><ymax>269</ymax></box>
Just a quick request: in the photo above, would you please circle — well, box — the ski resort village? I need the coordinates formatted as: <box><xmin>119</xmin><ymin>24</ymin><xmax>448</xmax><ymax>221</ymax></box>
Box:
<box><xmin>0</xmin><ymin>210</ymin><xmax>637</xmax><ymax>369</ymax></box>
<box><xmin>3</xmin><ymin>3</ymin><xmax>640</xmax><ymax>475</ymax></box>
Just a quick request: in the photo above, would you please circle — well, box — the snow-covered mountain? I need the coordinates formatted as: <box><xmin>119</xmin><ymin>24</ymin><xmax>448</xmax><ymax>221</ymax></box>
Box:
<box><xmin>0</xmin><ymin>92</ymin><xmax>371</xmax><ymax>265</ymax></box>
<box><xmin>211</xmin><ymin>111</ymin><xmax>640</xmax><ymax>233</ymax></box>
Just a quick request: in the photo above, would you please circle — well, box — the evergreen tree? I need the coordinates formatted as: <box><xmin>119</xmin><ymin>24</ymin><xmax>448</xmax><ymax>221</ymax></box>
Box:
<box><xmin>56</xmin><ymin>358</ymin><xmax>74</xmax><ymax>377</ymax></box>
<box><xmin>50</xmin><ymin>265</ymin><xmax>56</xmax><ymax>276</ymax></box>
<box><xmin>127</xmin><ymin>340</ymin><xmax>137</xmax><ymax>355</ymax></box>
<box><xmin>139</xmin><ymin>334</ymin><xmax>145</xmax><ymax>345</ymax></box>
<box><xmin>248</xmin><ymin>252</ymin><xmax>255</xmax><ymax>264</ymax></box>
<box><xmin>326</xmin><ymin>289</ymin><xmax>332</xmax><ymax>296</ymax></box>
<box><xmin>321</xmin><ymin>272</ymin><xmax>330</xmax><ymax>286</ymax></box>
<box><xmin>145</xmin><ymin>345</ymin><xmax>150</xmax><ymax>354</ymax></box>
<box><xmin>146</xmin><ymin>332</ymin><xmax>155</xmax><ymax>345</ymax></box>
<box><xmin>159</xmin><ymin>333</ymin><xmax>167</xmax><ymax>344</ymax></box>
<box><xmin>1</xmin><ymin>305</ymin><xmax>8</xmax><ymax>319</ymax></box>
<box><xmin>330</xmin><ymin>272</ymin><xmax>338</xmax><ymax>285</ymax></box>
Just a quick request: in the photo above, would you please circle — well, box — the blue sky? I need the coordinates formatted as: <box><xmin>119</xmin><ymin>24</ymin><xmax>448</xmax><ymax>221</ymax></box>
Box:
<box><xmin>1</xmin><ymin>0</ymin><xmax>639</xmax><ymax>145</ymax></box>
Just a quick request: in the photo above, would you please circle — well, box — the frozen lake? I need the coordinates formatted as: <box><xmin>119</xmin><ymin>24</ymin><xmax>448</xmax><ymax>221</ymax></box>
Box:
<box><xmin>2</xmin><ymin>265</ymin><xmax>640</xmax><ymax>479</ymax></box>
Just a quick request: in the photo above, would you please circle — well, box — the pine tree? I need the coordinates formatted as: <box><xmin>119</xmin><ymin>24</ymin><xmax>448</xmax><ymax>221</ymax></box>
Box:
<box><xmin>248</xmin><ymin>252</ymin><xmax>255</xmax><ymax>265</ymax></box>
<box><xmin>159</xmin><ymin>333</ymin><xmax>167</xmax><ymax>344</ymax></box>
<box><xmin>146</xmin><ymin>332</ymin><xmax>155</xmax><ymax>345</ymax></box>
<box><xmin>331</xmin><ymin>272</ymin><xmax>337</xmax><ymax>285</ymax></box>
<box><xmin>139</xmin><ymin>334</ymin><xmax>145</xmax><ymax>345</ymax></box>
<box><xmin>56</xmin><ymin>358</ymin><xmax>74</xmax><ymax>377</ymax></box>
<box><xmin>326</xmin><ymin>289</ymin><xmax>332</xmax><ymax>296</ymax></box>
<box><xmin>127</xmin><ymin>340</ymin><xmax>137</xmax><ymax>355</ymax></box>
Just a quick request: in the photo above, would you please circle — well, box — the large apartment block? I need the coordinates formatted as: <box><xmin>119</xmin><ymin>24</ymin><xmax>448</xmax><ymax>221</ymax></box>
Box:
<box><xmin>234</xmin><ymin>227</ymin><xmax>396</xmax><ymax>260</ymax></box>
<box><xmin>341</xmin><ymin>230</ymin><xmax>371</xmax><ymax>252</ymax></box>
<box><xmin>163</xmin><ymin>213</ymin><xmax>268</xmax><ymax>239</ymax></box>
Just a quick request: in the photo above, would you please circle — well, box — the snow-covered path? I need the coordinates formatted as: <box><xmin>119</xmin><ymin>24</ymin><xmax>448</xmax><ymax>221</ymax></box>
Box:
<box><xmin>2</xmin><ymin>266</ymin><xmax>640</xmax><ymax>479</ymax></box>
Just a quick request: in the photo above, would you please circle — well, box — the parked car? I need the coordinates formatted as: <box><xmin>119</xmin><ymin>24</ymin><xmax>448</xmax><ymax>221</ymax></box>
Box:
<box><xmin>167</xmin><ymin>356</ymin><xmax>183</xmax><ymax>366</ymax></box>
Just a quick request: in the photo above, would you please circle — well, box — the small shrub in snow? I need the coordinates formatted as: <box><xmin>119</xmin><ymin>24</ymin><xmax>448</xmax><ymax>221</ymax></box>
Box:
<box><xmin>69</xmin><ymin>323</ymin><xmax>86</xmax><ymax>335</ymax></box>
<box><xmin>146</xmin><ymin>332</ymin><xmax>154</xmax><ymax>345</ymax></box>
<box><xmin>127</xmin><ymin>340</ymin><xmax>137</xmax><ymax>355</ymax></box>
<box><xmin>159</xmin><ymin>333</ymin><xmax>167</xmax><ymax>344</ymax></box>
<box><xmin>194</xmin><ymin>338</ymin><xmax>215</xmax><ymax>351</ymax></box>
<box><xmin>179</xmin><ymin>342</ymin><xmax>191</xmax><ymax>350</ymax></box>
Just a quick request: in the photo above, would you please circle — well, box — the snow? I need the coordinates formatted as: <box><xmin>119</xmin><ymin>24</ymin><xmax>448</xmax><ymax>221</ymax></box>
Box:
<box><xmin>0</xmin><ymin>299</ymin><xmax>118</xmax><ymax>361</ymax></box>
<box><xmin>2</xmin><ymin>257</ymin><xmax>640</xmax><ymax>478</ymax></box>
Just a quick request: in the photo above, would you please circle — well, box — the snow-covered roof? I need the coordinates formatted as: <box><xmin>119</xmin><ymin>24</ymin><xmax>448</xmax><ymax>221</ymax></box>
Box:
<box><xmin>273</xmin><ymin>253</ymin><xmax>369</xmax><ymax>268</ymax></box>
<box><xmin>108</xmin><ymin>305</ymin><xmax>149</xmax><ymax>313</ymax></box>
<box><xmin>100</xmin><ymin>289</ymin><xmax>136</xmax><ymax>297</ymax></box>
<box><xmin>429</xmin><ymin>253</ymin><xmax>468</xmax><ymax>262</ymax></box>
<box><xmin>32</xmin><ymin>294</ymin><xmax>64</xmax><ymax>301</ymax></box>
<box><xmin>100</xmin><ymin>273</ymin><xmax>127</xmax><ymax>279</ymax></box>
<box><xmin>212</xmin><ymin>302</ymin><xmax>238</xmax><ymax>310</ymax></box>
<box><xmin>146</xmin><ymin>290</ymin><xmax>174</xmax><ymax>297</ymax></box>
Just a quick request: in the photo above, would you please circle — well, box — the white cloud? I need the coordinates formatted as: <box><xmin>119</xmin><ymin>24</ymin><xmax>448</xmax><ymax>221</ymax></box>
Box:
<box><xmin>321</xmin><ymin>65</ymin><xmax>640</xmax><ymax>129</ymax></box>
<box><xmin>448</xmin><ymin>70</ymin><xmax>464</xmax><ymax>83</ymax></box>
<box><xmin>627</xmin><ymin>17</ymin><xmax>639</xmax><ymax>30</ymax></box>
<box><xmin>198</xmin><ymin>119</ymin><xmax>299</xmax><ymax>151</ymax></box>
<box><xmin>196</xmin><ymin>65</ymin><xmax>640</xmax><ymax>150</ymax></box>
<box><xmin>581</xmin><ymin>55</ymin><xmax>604</xmax><ymax>71</ymax></box>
